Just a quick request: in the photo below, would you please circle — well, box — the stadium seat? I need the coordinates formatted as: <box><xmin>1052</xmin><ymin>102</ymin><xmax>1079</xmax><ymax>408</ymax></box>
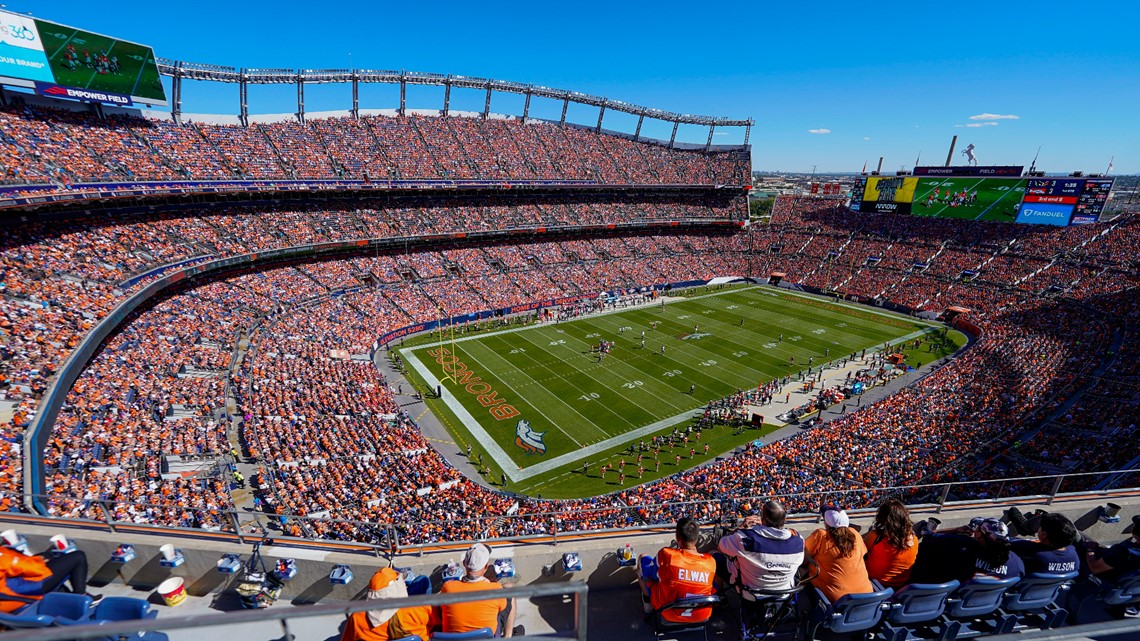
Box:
<box><xmin>805</xmin><ymin>586</ymin><xmax>894</xmax><ymax>639</ymax></box>
<box><xmin>406</xmin><ymin>575</ymin><xmax>433</xmax><ymax>596</ymax></box>
<box><xmin>877</xmin><ymin>580</ymin><xmax>959</xmax><ymax>641</ymax></box>
<box><xmin>1067</xmin><ymin>570</ymin><xmax>1140</xmax><ymax>624</ymax></box>
<box><xmin>938</xmin><ymin>576</ymin><xmax>1021</xmax><ymax>639</ymax></box>
<box><xmin>38</xmin><ymin>592</ymin><xmax>94</xmax><ymax>623</ymax></box>
<box><xmin>58</xmin><ymin>596</ymin><xmax>168</xmax><ymax>641</ymax></box>
<box><xmin>1001</xmin><ymin>571</ymin><xmax>1078</xmax><ymax>630</ymax></box>
<box><xmin>430</xmin><ymin>628</ymin><xmax>494</xmax><ymax>640</ymax></box>
<box><xmin>0</xmin><ymin>592</ymin><xmax>94</xmax><ymax>629</ymax></box>
<box><xmin>652</xmin><ymin>595</ymin><xmax>722</xmax><ymax>640</ymax></box>
<box><xmin>0</xmin><ymin>604</ymin><xmax>56</xmax><ymax>629</ymax></box>
<box><xmin>737</xmin><ymin>585</ymin><xmax>804</xmax><ymax>640</ymax></box>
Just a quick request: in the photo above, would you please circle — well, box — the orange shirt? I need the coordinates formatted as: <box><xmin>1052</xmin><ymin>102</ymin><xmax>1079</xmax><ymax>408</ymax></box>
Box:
<box><xmin>805</xmin><ymin>528</ymin><xmax>873</xmax><ymax>604</ymax></box>
<box><xmin>0</xmin><ymin>548</ymin><xmax>52</xmax><ymax>613</ymax></box>
<box><xmin>863</xmin><ymin>531</ymin><xmax>917</xmax><ymax>588</ymax></box>
<box><xmin>651</xmin><ymin>547</ymin><xmax>716</xmax><ymax>623</ymax></box>
<box><xmin>340</xmin><ymin>606</ymin><xmax>438</xmax><ymax>641</ymax></box>
<box><xmin>440</xmin><ymin>578</ymin><xmax>506</xmax><ymax>634</ymax></box>
<box><xmin>386</xmin><ymin>605</ymin><xmax>438</xmax><ymax>640</ymax></box>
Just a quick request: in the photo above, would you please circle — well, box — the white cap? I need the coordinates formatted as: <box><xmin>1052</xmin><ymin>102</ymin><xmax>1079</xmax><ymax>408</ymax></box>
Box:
<box><xmin>463</xmin><ymin>543</ymin><xmax>492</xmax><ymax>572</ymax></box>
<box><xmin>824</xmin><ymin>509</ymin><xmax>850</xmax><ymax>529</ymax></box>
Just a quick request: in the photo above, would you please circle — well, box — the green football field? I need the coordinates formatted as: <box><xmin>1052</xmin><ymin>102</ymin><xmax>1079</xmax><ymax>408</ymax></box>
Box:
<box><xmin>36</xmin><ymin>21</ymin><xmax>166</xmax><ymax>102</ymax></box>
<box><xmin>399</xmin><ymin>285</ymin><xmax>962</xmax><ymax>497</ymax></box>
<box><xmin>910</xmin><ymin>177</ymin><xmax>1027</xmax><ymax>222</ymax></box>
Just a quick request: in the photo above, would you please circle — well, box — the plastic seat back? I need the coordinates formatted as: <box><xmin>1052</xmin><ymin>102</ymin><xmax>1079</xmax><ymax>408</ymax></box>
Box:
<box><xmin>406</xmin><ymin>575</ymin><xmax>432</xmax><ymax>596</ymax></box>
<box><xmin>1003</xmin><ymin>572</ymin><xmax>1078</xmax><ymax>612</ymax></box>
<box><xmin>37</xmin><ymin>592</ymin><xmax>92</xmax><ymax>623</ymax></box>
<box><xmin>656</xmin><ymin>594</ymin><xmax>721</xmax><ymax>629</ymax></box>
<box><xmin>0</xmin><ymin>605</ymin><xmax>55</xmax><ymax>629</ymax></box>
<box><xmin>947</xmin><ymin>576</ymin><xmax>1020</xmax><ymax>618</ymax></box>
<box><xmin>430</xmin><ymin>628</ymin><xmax>494</xmax><ymax>640</ymax></box>
<box><xmin>392</xmin><ymin>636</ymin><xmax>424</xmax><ymax>641</ymax></box>
<box><xmin>1103</xmin><ymin>570</ymin><xmax>1140</xmax><ymax>606</ymax></box>
<box><xmin>93</xmin><ymin>596</ymin><xmax>155</xmax><ymax>622</ymax></box>
<box><xmin>823</xmin><ymin>587</ymin><xmax>894</xmax><ymax>634</ymax></box>
<box><xmin>886</xmin><ymin>580</ymin><xmax>959</xmax><ymax>625</ymax></box>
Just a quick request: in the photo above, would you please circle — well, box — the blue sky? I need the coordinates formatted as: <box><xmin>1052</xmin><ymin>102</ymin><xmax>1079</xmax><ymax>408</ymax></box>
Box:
<box><xmin>7</xmin><ymin>0</ymin><xmax>1139</xmax><ymax>173</ymax></box>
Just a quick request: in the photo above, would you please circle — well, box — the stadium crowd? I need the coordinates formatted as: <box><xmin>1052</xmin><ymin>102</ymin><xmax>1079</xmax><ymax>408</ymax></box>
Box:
<box><xmin>2</xmin><ymin>105</ymin><xmax>1140</xmax><ymax>549</ymax></box>
<box><xmin>0</xmin><ymin>104</ymin><xmax>749</xmax><ymax>188</ymax></box>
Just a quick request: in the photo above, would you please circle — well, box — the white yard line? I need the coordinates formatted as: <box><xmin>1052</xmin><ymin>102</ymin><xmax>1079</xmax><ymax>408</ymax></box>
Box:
<box><xmin>402</xmin><ymin>349</ymin><xmax>526</xmax><ymax>479</ymax></box>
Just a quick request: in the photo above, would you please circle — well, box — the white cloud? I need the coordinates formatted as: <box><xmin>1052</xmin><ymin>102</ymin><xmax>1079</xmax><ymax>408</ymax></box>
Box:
<box><xmin>808</xmin><ymin>128</ymin><xmax>831</xmax><ymax>134</ymax></box>
<box><xmin>863</xmin><ymin>136</ymin><xmax>871</xmax><ymax>140</ymax></box>
<box><xmin>965</xmin><ymin>122</ymin><xmax>999</xmax><ymax>128</ymax></box>
<box><xmin>969</xmin><ymin>113</ymin><xmax>1019</xmax><ymax>120</ymax></box>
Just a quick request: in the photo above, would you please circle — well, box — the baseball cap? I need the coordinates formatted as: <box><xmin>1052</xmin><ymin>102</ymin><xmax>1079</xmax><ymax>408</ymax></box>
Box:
<box><xmin>463</xmin><ymin>543</ymin><xmax>492</xmax><ymax>572</ymax></box>
<box><xmin>823</xmin><ymin>509</ymin><xmax>850</xmax><ymax>529</ymax></box>
<box><xmin>367</xmin><ymin>567</ymin><xmax>402</xmax><ymax>590</ymax></box>
<box><xmin>969</xmin><ymin>517</ymin><xmax>1009</xmax><ymax>540</ymax></box>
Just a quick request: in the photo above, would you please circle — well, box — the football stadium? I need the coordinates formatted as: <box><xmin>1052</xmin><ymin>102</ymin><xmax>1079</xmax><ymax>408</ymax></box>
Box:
<box><xmin>0</xmin><ymin>5</ymin><xmax>1137</xmax><ymax>641</ymax></box>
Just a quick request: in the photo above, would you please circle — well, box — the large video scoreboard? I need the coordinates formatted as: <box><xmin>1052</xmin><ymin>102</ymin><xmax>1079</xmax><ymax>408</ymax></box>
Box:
<box><xmin>0</xmin><ymin>8</ymin><xmax>165</xmax><ymax>105</ymax></box>
<box><xmin>850</xmin><ymin>168</ymin><xmax>1114</xmax><ymax>226</ymax></box>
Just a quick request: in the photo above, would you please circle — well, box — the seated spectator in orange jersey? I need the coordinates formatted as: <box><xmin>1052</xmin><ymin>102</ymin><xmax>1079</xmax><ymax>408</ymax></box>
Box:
<box><xmin>637</xmin><ymin>516</ymin><xmax>717</xmax><ymax>623</ymax></box>
<box><xmin>862</xmin><ymin>499</ymin><xmax>918</xmax><ymax>588</ymax></box>
<box><xmin>803</xmin><ymin>508</ymin><xmax>873</xmax><ymax>603</ymax></box>
<box><xmin>341</xmin><ymin>567</ymin><xmax>438</xmax><ymax>641</ymax></box>
<box><xmin>439</xmin><ymin>543</ymin><xmax>519</xmax><ymax>637</ymax></box>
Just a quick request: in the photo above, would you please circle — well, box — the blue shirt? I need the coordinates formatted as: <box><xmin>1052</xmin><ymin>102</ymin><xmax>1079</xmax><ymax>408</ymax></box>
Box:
<box><xmin>1011</xmin><ymin>539</ymin><xmax>1079</xmax><ymax>575</ymax></box>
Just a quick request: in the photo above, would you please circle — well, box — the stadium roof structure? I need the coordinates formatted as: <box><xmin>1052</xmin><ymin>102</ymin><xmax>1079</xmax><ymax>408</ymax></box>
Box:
<box><xmin>158</xmin><ymin>58</ymin><xmax>753</xmax><ymax>149</ymax></box>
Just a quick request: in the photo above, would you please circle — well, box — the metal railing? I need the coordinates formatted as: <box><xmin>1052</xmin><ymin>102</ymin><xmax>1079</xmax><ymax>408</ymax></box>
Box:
<box><xmin>0</xmin><ymin>582</ymin><xmax>589</xmax><ymax>641</ymax></box>
<box><xmin>5</xmin><ymin>466</ymin><xmax>1137</xmax><ymax>554</ymax></box>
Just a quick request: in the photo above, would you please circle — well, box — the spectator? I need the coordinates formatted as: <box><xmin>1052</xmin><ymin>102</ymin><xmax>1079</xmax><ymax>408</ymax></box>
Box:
<box><xmin>1086</xmin><ymin>518</ymin><xmax>1140</xmax><ymax>582</ymax></box>
<box><xmin>341</xmin><ymin>567</ymin><xmax>438</xmax><ymax>641</ymax></box>
<box><xmin>716</xmin><ymin>500</ymin><xmax>805</xmax><ymax>592</ymax></box>
<box><xmin>862</xmin><ymin>499</ymin><xmax>917</xmax><ymax>588</ymax></box>
<box><xmin>439</xmin><ymin>543</ymin><xmax>518</xmax><ymax>638</ymax></box>
<box><xmin>638</xmin><ymin>517</ymin><xmax>716</xmax><ymax>623</ymax></box>
<box><xmin>1011</xmin><ymin>512</ymin><xmax>1080</xmax><ymax>575</ymax></box>
<box><xmin>0</xmin><ymin>544</ymin><xmax>100</xmax><ymax>612</ymax></box>
<box><xmin>803</xmin><ymin>509</ymin><xmax>872</xmax><ymax>603</ymax></box>
<box><xmin>910</xmin><ymin>517</ymin><xmax>1024</xmax><ymax>585</ymax></box>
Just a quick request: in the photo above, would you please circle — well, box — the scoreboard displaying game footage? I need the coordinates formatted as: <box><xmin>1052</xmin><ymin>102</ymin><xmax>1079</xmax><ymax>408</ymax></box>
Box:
<box><xmin>911</xmin><ymin>177</ymin><xmax>1028</xmax><ymax>223</ymax></box>
<box><xmin>851</xmin><ymin>171</ymin><xmax>1114</xmax><ymax>226</ymax></box>
<box><xmin>0</xmin><ymin>8</ymin><xmax>166</xmax><ymax>105</ymax></box>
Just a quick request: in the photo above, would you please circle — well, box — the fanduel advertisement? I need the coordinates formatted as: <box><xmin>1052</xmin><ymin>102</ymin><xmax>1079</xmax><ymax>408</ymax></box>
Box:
<box><xmin>1015</xmin><ymin>202</ymin><xmax>1074</xmax><ymax>226</ymax></box>
<box><xmin>0</xmin><ymin>11</ymin><xmax>53</xmax><ymax>83</ymax></box>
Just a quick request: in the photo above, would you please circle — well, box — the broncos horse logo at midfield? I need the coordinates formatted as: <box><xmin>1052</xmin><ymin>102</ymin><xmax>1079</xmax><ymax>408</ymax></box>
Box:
<box><xmin>514</xmin><ymin>419</ymin><xmax>546</xmax><ymax>455</ymax></box>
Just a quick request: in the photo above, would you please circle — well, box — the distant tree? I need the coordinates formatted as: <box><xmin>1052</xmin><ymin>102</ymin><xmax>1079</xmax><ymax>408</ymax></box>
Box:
<box><xmin>749</xmin><ymin>198</ymin><xmax>773</xmax><ymax>217</ymax></box>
